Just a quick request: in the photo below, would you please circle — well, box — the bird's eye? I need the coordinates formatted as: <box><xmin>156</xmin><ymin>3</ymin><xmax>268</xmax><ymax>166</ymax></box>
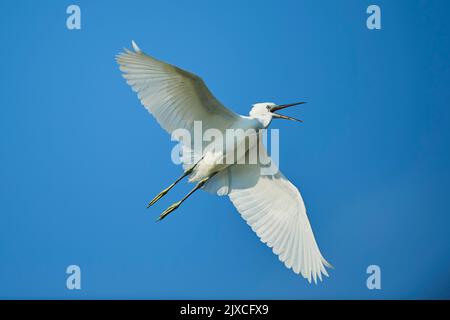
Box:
<box><xmin>266</xmin><ymin>106</ymin><xmax>271</xmax><ymax>110</ymax></box>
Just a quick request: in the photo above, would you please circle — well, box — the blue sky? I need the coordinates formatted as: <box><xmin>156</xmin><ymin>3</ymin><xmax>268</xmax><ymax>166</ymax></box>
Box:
<box><xmin>0</xmin><ymin>0</ymin><xmax>449</xmax><ymax>299</ymax></box>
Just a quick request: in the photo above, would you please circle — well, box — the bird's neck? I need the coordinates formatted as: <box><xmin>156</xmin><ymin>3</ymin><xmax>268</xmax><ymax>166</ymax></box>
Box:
<box><xmin>249</xmin><ymin>114</ymin><xmax>272</xmax><ymax>129</ymax></box>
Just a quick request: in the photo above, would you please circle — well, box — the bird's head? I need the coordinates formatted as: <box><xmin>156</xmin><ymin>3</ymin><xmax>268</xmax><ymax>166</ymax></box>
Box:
<box><xmin>249</xmin><ymin>102</ymin><xmax>305</xmax><ymax>127</ymax></box>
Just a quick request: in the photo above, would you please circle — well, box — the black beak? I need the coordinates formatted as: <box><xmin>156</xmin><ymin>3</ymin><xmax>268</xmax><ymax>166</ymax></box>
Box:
<box><xmin>270</xmin><ymin>101</ymin><xmax>306</xmax><ymax>112</ymax></box>
<box><xmin>270</xmin><ymin>102</ymin><xmax>305</xmax><ymax>122</ymax></box>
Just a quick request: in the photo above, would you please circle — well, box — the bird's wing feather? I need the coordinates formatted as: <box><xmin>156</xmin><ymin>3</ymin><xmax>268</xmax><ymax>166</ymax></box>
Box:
<box><xmin>116</xmin><ymin>41</ymin><xmax>240</xmax><ymax>136</ymax></box>
<box><xmin>226</xmin><ymin>143</ymin><xmax>331</xmax><ymax>282</ymax></box>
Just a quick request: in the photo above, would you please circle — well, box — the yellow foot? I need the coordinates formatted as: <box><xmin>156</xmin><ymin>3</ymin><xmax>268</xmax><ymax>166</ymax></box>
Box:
<box><xmin>157</xmin><ymin>201</ymin><xmax>181</xmax><ymax>221</ymax></box>
<box><xmin>147</xmin><ymin>187</ymin><xmax>170</xmax><ymax>208</ymax></box>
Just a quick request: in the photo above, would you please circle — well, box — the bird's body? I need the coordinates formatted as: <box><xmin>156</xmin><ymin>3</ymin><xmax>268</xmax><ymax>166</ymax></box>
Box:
<box><xmin>116</xmin><ymin>41</ymin><xmax>331</xmax><ymax>283</ymax></box>
<box><xmin>187</xmin><ymin>115</ymin><xmax>264</xmax><ymax>182</ymax></box>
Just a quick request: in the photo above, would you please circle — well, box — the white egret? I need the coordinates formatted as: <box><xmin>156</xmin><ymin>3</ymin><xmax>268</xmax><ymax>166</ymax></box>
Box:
<box><xmin>116</xmin><ymin>41</ymin><xmax>331</xmax><ymax>283</ymax></box>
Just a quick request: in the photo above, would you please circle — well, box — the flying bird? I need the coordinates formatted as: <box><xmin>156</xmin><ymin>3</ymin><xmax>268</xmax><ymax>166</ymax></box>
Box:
<box><xmin>116</xmin><ymin>41</ymin><xmax>331</xmax><ymax>283</ymax></box>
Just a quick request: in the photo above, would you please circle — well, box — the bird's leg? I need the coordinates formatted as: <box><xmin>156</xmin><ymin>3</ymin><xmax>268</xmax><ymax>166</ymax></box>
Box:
<box><xmin>147</xmin><ymin>157</ymin><xmax>203</xmax><ymax>208</ymax></box>
<box><xmin>157</xmin><ymin>172</ymin><xmax>218</xmax><ymax>221</ymax></box>
<box><xmin>146</xmin><ymin>171</ymin><xmax>189</xmax><ymax>208</ymax></box>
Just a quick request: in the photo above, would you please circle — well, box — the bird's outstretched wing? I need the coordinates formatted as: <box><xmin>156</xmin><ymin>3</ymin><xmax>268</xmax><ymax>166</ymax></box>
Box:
<box><xmin>223</xmin><ymin>142</ymin><xmax>331</xmax><ymax>283</ymax></box>
<box><xmin>116</xmin><ymin>41</ymin><xmax>240</xmax><ymax>136</ymax></box>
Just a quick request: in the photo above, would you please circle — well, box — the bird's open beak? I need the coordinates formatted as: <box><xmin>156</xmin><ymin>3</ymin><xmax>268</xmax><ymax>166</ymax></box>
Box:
<box><xmin>270</xmin><ymin>102</ymin><xmax>305</xmax><ymax>123</ymax></box>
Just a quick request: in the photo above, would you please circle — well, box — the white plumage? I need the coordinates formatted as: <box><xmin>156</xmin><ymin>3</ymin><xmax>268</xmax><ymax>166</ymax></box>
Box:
<box><xmin>116</xmin><ymin>41</ymin><xmax>331</xmax><ymax>283</ymax></box>
<box><xmin>118</xmin><ymin>41</ymin><xmax>239</xmax><ymax>135</ymax></box>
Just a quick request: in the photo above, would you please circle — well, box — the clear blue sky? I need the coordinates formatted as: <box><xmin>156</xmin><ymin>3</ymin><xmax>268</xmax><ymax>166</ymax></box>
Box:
<box><xmin>0</xmin><ymin>0</ymin><xmax>449</xmax><ymax>299</ymax></box>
